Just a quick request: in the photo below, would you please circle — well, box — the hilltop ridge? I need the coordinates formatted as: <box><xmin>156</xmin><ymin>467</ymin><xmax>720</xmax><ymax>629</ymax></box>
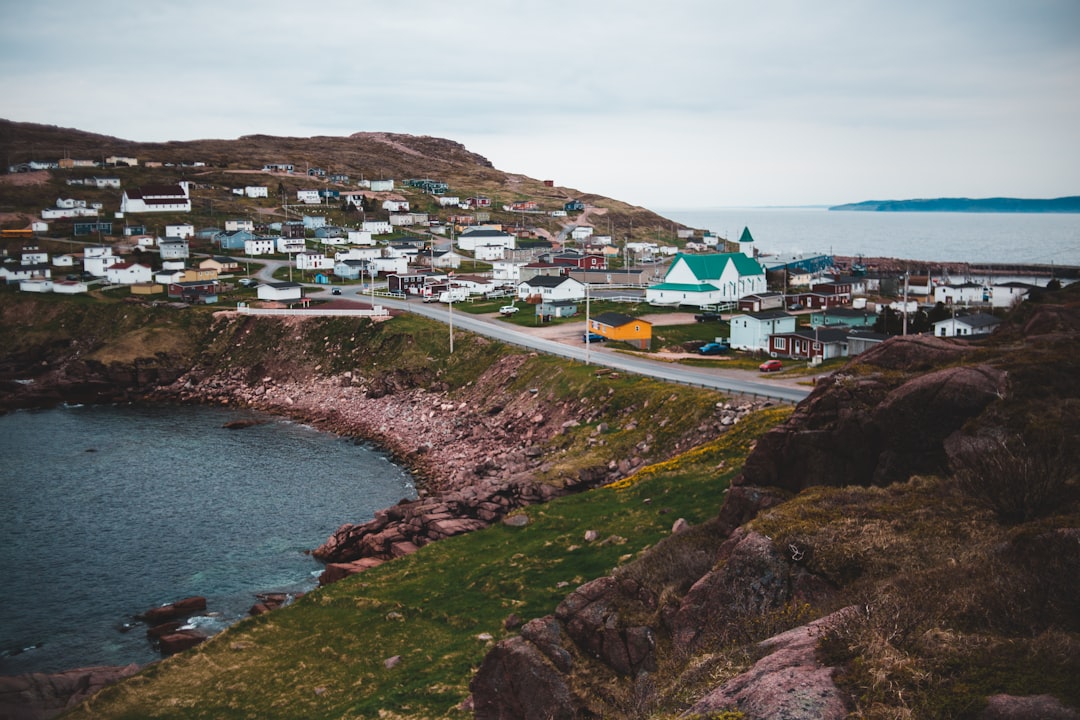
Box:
<box><xmin>829</xmin><ymin>196</ymin><xmax>1080</xmax><ymax>213</ymax></box>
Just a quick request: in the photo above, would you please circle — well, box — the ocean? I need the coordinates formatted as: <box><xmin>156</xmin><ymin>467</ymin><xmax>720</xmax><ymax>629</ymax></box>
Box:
<box><xmin>660</xmin><ymin>207</ymin><xmax>1080</xmax><ymax>267</ymax></box>
<box><xmin>0</xmin><ymin>403</ymin><xmax>416</xmax><ymax>676</ymax></box>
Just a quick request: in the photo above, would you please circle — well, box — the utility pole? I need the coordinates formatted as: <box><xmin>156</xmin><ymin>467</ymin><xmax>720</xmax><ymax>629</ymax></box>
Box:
<box><xmin>902</xmin><ymin>269</ymin><xmax>910</xmax><ymax>336</ymax></box>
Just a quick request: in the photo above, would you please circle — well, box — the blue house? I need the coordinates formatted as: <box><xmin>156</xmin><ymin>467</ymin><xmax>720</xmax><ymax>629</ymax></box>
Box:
<box><xmin>564</xmin><ymin>199</ymin><xmax>585</xmax><ymax>212</ymax></box>
<box><xmin>216</xmin><ymin>230</ymin><xmax>256</xmax><ymax>251</ymax></box>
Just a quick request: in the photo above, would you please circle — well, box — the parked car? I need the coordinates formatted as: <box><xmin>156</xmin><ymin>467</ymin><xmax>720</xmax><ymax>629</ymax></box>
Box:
<box><xmin>759</xmin><ymin>359</ymin><xmax>783</xmax><ymax>372</ymax></box>
<box><xmin>694</xmin><ymin>312</ymin><xmax>722</xmax><ymax>322</ymax></box>
<box><xmin>582</xmin><ymin>332</ymin><xmax>607</xmax><ymax>343</ymax></box>
<box><xmin>788</xmin><ymin>303</ymin><xmax>804</xmax><ymax>311</ymax></box>
<box><xmin>698</xmin><ymin>342</ymin><xmax>729</xmax><ymax>355</ymax></box>
<box><xmin>499</xmin><ymin>305</ymin><xmax>519</xmax><ymax>315</ymax></box>
<box><xmin>331</xmin><ymin>287</ymin><xmax>342</xmax><ymax>295</ymax></box>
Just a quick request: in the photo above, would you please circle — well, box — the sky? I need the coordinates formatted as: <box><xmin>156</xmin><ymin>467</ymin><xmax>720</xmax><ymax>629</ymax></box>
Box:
<box><xmin>2</xmin><ymin>0</ymin><xmax>1078</xmax><ymax>209</ymax></box>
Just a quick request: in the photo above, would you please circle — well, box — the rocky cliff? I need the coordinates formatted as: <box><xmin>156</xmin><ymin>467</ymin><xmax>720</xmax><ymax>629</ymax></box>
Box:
<box><xmin>469</xmin><ymin>288</ymin><xmax>1080</xmax><ymax>719</ymax></box>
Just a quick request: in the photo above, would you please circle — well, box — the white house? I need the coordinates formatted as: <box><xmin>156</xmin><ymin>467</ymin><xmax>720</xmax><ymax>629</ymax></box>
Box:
<box><xmin>362</xmin><ymin>220</ymin><xmax>392</xmax><ymax>235</ymax></box>
<box><xmin>335</xmin><ymin>247</ymin><xmax>381</xmax><ymax>263</ymax></box>
<box><xmin>474</xmin><ymin>243</ymin><xmax>507</xmax><ymax>261</ymax></box>
<box><xmin>244</xmin><ymin>238</ymin><xmax>276</xmax><ymax>256</ymax></box>
<box><xmin>165</xmin><ymin>224</ymin><xmax>194</xmax><ymax>239</ymax></box>
<box><xmin>52</xmin><ymin>254</ymin><xmax>76</xmax><ymax>268</ymax></box>
<box><xmin>155</xmin><ymin>268</ymin><xmax>185</xmax><ymax>284</ymax></box>
<box><xmin>52</xmin><ymin>280</ymin><xmax>89</xmax><ymax>294</ymax></box>
<box><xmin>244</xmin><ymin>186</ymin><xmax>268</xmax><ymax>198</ymax></box>
<box><xmin>427</xmin><ymin>249</ymin><xmax>466</xmax><ymax>270</ymax></box>
<box><xmin>369</xmin><ymin>179</ymin><xmax>394</xmax><ymax>192</ymax></box>
<box><xmin>3</xmin><ymin>264</ymin><xmax>51</xmax><ymax>283</ymax></box>
<box><xmin>277</xmin><ymin>237</ymin><xmax>306</xmax><ymax>254</ymax></box>
<box><xmin>517</xmin><ymin>275</ymin><xmax>586</xmax><ymax>302</ymax></box>
<box><xmin>492</xmin><ymin>260</ymin><xmax>527</xmax><ymax>284</ymax></box>
<box><xmin>728</xmin><ymin>311</ymin><xmax>797</xmax><ymax>352</ymax></box>
<box><xmin>121</xmin><ymin>183</ymin><xmax>191</xmax><ymax>213</ymax></box>
<box><xmin>369</xmin><ymin>256</ymin><xmax>408</xmax><ymax>276</ymax></box>
<box><xmin>382</xmin><ymin>199</ymin><xmax>410</xmax><ymax>212</ymax></box>
<box><xmin>990</xmin><ymin>281</ymin><xmax>1033</xmax><ymax>309</ymax></box>
<box><xmin>83</xmin><ymin>246</ymin><xmax>117</xmax><ymax>276</ymax></box>
<box><xmin>645</xmin><ymin>252</ymin><xmax>767</xmax><ymax>307</ymax></box>
<box><xmin>42</xmin><ymin>205</ymin><xmax>98</xmax><ymax>219</ymax></box>
<box><xmin>296</xmin><ymin>189</ymin><xmax>321</xmax><ymax>204</ymax></box>
<box><xmin>933</xmin><ymin>282</ymin><xmax>987</xmax><ymax>306</ymax></box>
<box><xmin>347</xmin><ymin>229</ymin><xmax>374</xmax><ymax>245</ymax></box>
<box><xmin>20</xmin><ymin>250</ymin><xmax>48</xmax><ymax>265</ymax></box>
<box><xmin>296</xmin><ymin>250</ymin><xmax>335</xmax><ymax>271</ymax></box>
<box><xmin>19</xmin><ymin>279</ymin><xmax>53</xmax><ymax>293</ymax></box>
<box><xmin>457</xmin><ymin>229</ymin><xmax>515</xmax><ymax>252</ymax></box>
<box><xmin>105</xmin><ymin>261</ymin><xmax>153</xmax><ymax>285</ymax></box>
<box><xmin>225</xmin><ymin>219</ymin><xmax>255</xmax><ymax>233</ymax></box>
<box><xmin>570</xmin><ymin>226</ymin><xmax>594</xmax><ymax>242</ymax></box>
<box><xmin>257</xmin><ymin>282</ymin><xmax>303</xmax><ymax>302</ymax></box>
<box><xmin>158</xmin><ymin>237</ymin><xmax>189</xmax><ymax>260</ymax></box>
<box><xmin>437</xmin><ymin>196</ymin><xmax>461</xmax><ymax>207</ymax></box>
<box><xmin>933</xmin><ymin>313</ymin><xmax>1001</xmax><ymax>338</ymax></box>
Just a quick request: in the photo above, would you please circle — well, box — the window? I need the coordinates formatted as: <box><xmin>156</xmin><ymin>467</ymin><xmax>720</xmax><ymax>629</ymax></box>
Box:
<box><xmin>775</xmin><ymin>337</ymin><xmax>787</xmax><ymax>350</ymax></box>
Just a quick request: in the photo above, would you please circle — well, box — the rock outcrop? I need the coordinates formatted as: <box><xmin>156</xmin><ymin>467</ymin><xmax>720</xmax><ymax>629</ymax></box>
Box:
<box><xmin>0</xmin><ymin>664</ymin><xmax>140</xmax><ymax>720</ymax></box>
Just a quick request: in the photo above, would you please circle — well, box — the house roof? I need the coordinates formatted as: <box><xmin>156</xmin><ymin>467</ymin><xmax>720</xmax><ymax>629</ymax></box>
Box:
<box><xmin>594</xmin><ymin>311</ymin><xmax>649</xmax><ymax>328</ymax></box>
<box><xmin>648</xmin><ymin>282</ymin><xmax>719</xmax><ymax>293</ymax></box>
<box><xmin>670</xmin><ymin>252</ymin><xmax>764</xmax><ymax>280</ymax></box>
<box><xmin>265</xmin><ymin>281</ymin><xmax>301</xmax><ymax>289</ymax></box>
<box><xmin>523</xmin><ymin>275</ymin><xmax>576</xmax><ymax>288</ymax></box>
<box><xmin>738</xmin><ymin>227</ymin><xmax>755</xmax><ymax>244</ymax></box>
<box><xmin>741</xmin><ymin>310</ymin><xmax>792</xmax><ymax>321</ymax></box>
<box><xmin>950</xmin><ymin>313</ymin><xmax>1001</xmax><ymax>329</ymax></box>
<box><xmin>460</xmin><ymin>229</ymin><xmax>512</xmax><ymax>238</ymax></box>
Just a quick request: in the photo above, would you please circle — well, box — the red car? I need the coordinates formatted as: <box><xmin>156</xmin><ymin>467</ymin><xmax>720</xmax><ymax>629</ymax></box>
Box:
<box><xmin>759</xmin><ymin>359</ymin><xmax>783</xmax><ymax>372</ymax></box>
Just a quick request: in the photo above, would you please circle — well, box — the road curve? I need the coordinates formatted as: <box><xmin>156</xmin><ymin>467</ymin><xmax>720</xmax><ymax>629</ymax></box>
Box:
<box><xmin>366</xmin><ymin>294</ymin><xmax>813</xmax><ymax>404</ymax></box>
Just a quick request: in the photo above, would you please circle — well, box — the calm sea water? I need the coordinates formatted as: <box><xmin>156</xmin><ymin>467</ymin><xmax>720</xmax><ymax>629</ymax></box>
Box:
<box><xmin>0</xmin><ymin>403</ymin><xmax>416</xmax><ymax>676</ymax></box>
<box><xmin>661</xmin><ymin>207</ymin><xmax>1080</xmax><ymax>267</ymax></box>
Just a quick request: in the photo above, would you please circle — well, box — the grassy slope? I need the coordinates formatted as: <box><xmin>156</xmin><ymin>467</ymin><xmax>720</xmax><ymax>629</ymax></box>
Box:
<box><xmin>67</xmin><ymin>410</ymin><xmax>789</xmax><ymax>719</ymax></box>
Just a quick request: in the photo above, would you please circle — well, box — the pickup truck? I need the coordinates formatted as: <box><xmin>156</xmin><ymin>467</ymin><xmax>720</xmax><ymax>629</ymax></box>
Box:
<box><xmin>694</xmin><ymin>311</ymin><xmax>722</xmax><ymax>322</ymax></box>
<box><xmin>499</xmin><ymin>305</ymin><xmax>519</xmax><ymax>315</ymax></box>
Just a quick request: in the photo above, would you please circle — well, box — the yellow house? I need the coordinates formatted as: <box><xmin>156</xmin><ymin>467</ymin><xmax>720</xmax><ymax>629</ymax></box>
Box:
<box><xmin>181</xmin><ymin>267</ymin><xmax>219</xmax><ymax>283</ymax></box>
<box><xmin>131</xmin><ymin>282</ymin><xmax>163</xmax><ymax>295</ymax></box>
<box><xmin>589</xmin><ymin>311</ymin><xmax>652</xmax><ymax>350</ymax></box>
<box><xmin>199</xmin><ymin>256</ymin><xmax>241</xmax><ymax>274</ymax></box>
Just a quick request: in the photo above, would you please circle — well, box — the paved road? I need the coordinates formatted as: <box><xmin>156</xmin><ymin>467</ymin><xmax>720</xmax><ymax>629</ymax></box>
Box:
<box><xmin>244</xmin><ymin>261</ymin><xmax>812</xmax><ymax>403</ymax></box>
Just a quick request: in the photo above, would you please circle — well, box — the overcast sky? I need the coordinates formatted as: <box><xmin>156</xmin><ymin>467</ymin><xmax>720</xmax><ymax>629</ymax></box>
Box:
<box><xmin>2</xmin><ymin>0</ymin><xmax>1078</xmax><ymax>209</ymax></box>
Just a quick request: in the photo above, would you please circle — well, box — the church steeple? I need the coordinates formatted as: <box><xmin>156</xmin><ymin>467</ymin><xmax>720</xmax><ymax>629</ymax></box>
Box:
<box><xmin>737</xmin><ymin>226</ymin><xmax>755</xmax><ymax>258</ymax></box>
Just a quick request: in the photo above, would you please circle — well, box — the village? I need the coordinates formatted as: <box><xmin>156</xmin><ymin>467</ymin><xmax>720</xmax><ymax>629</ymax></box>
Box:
<box><xmin>1</xmin><ymin>154</ymin><xmax>1059</xmax><ymax>367</ymax></box>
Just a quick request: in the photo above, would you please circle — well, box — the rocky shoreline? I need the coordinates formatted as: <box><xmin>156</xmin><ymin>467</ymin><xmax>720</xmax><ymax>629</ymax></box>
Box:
<box><xmin>1</xmin><ymin>329</ymin><xmax>769</xmax><ymax>719</ymax></box>
<box><xmin>153</xmin><ymin>352</ymin><xmax>771</xmax><ymax>580</ymax></box>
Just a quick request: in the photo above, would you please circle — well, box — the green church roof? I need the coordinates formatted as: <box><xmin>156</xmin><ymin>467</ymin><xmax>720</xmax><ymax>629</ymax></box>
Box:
<box><xmin>669</xmin><ymin>252</ymin><xmax>765</xmax><ymax>281</ymax></box>
<box><xmin>738</xmin><ymin>227</ymin><xmax>755</xmax><ymax>244</ymax></box>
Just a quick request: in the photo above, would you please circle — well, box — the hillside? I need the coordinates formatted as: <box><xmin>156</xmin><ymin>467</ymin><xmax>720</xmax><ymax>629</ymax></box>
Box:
<box><xmin>829</xmin><ymin>196</ymin><xmax>1080</xmax><ymax>213</ymax></box>
<box><xmin>0</xmin><ymin>279</ymin><xmax>1077</xmax><ymax>719</ymax></box>
<box><xmin>0</xmin><ymin>119</ymin><xmax>691</xmax><ymax>247</ymax></box>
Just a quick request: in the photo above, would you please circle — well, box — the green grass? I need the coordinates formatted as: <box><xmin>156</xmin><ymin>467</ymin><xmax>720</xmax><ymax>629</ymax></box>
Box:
<box><xmin>68</xmin><ymin>409</ymin><xmax>789</xmax><ymax>720</ymax></box>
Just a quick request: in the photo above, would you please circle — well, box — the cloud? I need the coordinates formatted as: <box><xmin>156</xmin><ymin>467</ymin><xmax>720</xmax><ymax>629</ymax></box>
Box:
<box><xmin>1</xmin><ymin>0</ymin><xmax>1078</xmax><ymax>206</ymax></box>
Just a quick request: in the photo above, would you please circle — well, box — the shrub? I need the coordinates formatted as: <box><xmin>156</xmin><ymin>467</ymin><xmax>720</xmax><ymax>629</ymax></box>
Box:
<box><xmin>949</xmin><ymin>432</ymin><xmax>1078</xmax><ymax>524</ymax></box>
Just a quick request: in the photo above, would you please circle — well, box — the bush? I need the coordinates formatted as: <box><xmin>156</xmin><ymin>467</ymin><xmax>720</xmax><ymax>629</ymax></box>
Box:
<box><xmin>948</xmin><ymin>432</ymin><xmax>1077</xmax><ymax>524</ymax></box>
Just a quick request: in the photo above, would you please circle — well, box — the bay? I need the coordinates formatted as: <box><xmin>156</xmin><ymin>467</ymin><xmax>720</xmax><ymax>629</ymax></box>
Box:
<box><xmin>661</xmin><ymin>207</ymin><xmax>1080</xmax><ymax>267</ymax></box>
<box><xmin>0</xmin><ymin>403</ymin><xmax>416</xmax><ymax>676</ymax></box>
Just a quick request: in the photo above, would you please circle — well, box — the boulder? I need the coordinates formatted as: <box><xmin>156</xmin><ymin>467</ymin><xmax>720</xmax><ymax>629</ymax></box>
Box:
<box><xmin>136</xmin><ymin>596</ymin><xmax>207</xmax><ymax>625</ymax></box>
<box><xmin>470</xmin><ymin>636</ymin><xmax>577</xmax><ymax>720</ymax></box>
<box><xmin>157</xmin><ymin>629</ymin><xmax>208</xmax><ymax>655</ymax></box>
<box><xmin>681</xmin><ymin>608</ymin><xmax>855</xmax><ymax>720</ymax></box>
<box><xmin>0</xmin><ymin>664</ymin><xmax>140</xmax><ymax>720</ymax></box>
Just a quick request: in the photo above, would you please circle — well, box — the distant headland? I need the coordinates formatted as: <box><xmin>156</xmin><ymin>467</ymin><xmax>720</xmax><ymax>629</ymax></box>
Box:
<box><xmin>829</xmin><ymin>196</ymin><xmax>1080</xmax><ymax>213</ymax></box>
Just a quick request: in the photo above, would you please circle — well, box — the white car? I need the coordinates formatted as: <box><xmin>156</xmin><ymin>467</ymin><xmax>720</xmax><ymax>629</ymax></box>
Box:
<box><xmin>499</xmin><ymin>305</ymin><xmax>520</xmax><ymax>315</ymax></box>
